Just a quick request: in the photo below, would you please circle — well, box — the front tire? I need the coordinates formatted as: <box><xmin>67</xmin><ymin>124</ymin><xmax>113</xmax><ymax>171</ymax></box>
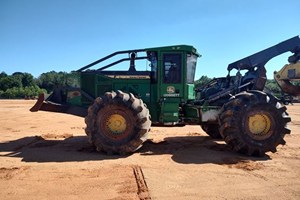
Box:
<box><xmin>219</xmin><ymin>91</ymin><xmax>291</xmax><ymax>156</ymax></box>
<box><xmin>85</xmin><ymin>91</ymin><xmax>151</xmax><ymax>155</ymax></box>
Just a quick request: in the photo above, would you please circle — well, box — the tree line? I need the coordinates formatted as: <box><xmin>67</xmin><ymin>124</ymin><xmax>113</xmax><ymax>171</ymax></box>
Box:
<box><xmin>0</xmin><ymin>71</ymin><xmax>68</xmax><ymax>99</ymax></box>
<box><xmin>0</xmin><ymin>71</ymin><xmax>284</xmax><ymax>99</ymax></box>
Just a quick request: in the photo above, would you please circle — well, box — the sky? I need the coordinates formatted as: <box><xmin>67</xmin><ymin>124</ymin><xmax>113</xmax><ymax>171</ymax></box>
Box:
<box><xmin>0</xmin><ymin>0</ymin><xmax>299</xmax><ymax>80</ymax></box>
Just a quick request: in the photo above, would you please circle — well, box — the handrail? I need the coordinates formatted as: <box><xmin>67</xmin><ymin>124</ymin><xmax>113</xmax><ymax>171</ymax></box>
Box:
<box><xmin>97</xmin><ymin>56</ymin><xmax>148</xmax><ymax>71</ymax></box>
<box><xmin>76</xmin><ymin>49</ymin><xmax>145</xmax><ymax>72</ymax></box>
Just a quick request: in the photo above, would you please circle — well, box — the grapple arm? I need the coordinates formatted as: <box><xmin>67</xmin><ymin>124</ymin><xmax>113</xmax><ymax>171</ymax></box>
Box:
<box><xmin>274</xmin><ymin>62</ymin><xmax>300</xmax><ymax>96</ymax></box>
<box><xmin>227</xmin><ymin>36</ymin><xmax>300</xmax><ymax>71</ymax></box>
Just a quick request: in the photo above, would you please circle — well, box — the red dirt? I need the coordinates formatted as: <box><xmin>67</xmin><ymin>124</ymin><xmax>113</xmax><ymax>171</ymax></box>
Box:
<box><xmin>0</xmin><ymin>100</ymin><xmax>300</xmax><ymax>199</ymax></box>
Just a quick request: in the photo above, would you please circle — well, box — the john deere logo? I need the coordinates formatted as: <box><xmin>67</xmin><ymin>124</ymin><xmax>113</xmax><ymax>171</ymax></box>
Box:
<box><xmin>167</xmin><ymin>86</ymin><xmax>175</xmax><ymax>94</ymax></box>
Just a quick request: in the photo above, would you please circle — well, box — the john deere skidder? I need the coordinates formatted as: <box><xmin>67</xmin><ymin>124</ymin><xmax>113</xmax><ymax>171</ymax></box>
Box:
<box><xmin>31</xmin><ymin>36</ymin><xmax>300</xmax><ymax>156</ymax></box>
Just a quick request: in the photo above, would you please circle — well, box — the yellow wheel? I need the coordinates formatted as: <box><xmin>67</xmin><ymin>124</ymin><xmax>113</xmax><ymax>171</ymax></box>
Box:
<box><xmin>85</xmin><ymin>91</ymin><xmax>151</xmax><ymax>155</ymax></box>
<box><xmin>246</xmin><ymin>111</ymin><xmax>274</xmax><ymax>141</ymax></box>
<box><xmin>248</xmin><ymin>113</ymin><xmax>271</xmax><ymax>136</ymax></box>
<box><xmin>105</xmin><ymin>114</ymin><xmax>127</xmax><ymax>135</ymax></box>
<box><xmin>219</xmin><ymin>91</ymin><xmax>290</xmax><ymax>156</ymax></box>
<box><xmin>98</xmin><ymin>107</ymin><xmax>133</xmax><ymax>142</ymax></box>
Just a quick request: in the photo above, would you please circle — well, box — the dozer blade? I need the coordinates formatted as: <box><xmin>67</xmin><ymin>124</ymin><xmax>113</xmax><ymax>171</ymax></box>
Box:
<box><xmin>30</xmin><ymin>93</ymin><xmax>87</xmax><ymax>117</ymax></box>
<box><xmin>30</xmin><ymin>93</ymin><xmax>68</xmax><ymax>113</ymax></box>
<box><xmin>30</xmin><ymin>93</ymin><xmax>46</xmax><ymax>112</ymax></box>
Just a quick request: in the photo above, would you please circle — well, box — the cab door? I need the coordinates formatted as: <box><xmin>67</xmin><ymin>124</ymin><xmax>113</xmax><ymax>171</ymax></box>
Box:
<box><xmin>159</xmin><ymin>52</ymin><xmax>184</xmax><ymax>123</ymax></box>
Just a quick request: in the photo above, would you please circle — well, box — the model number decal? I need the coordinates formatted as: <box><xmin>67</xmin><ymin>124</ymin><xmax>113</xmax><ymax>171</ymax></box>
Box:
<box><xmin>163</xmin><ymin>93</ymin><xmax>180</xmax><ymax>97</ymax></box>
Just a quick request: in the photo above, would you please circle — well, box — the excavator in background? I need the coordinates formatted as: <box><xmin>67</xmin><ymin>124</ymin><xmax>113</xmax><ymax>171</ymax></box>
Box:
<box><xmin>274</xmin><ymin>54</ymin><xmax>300</xmax><ymax>103</ymax></box>
<box><xmin>31</xmin><ymin>36</ymin><xmax>300</xmax><ymax>156</ymax></box>
<box><xmin>199</xmin><ymin>36</ymin><xmax>300</xmax><ymax>104</ymax></box>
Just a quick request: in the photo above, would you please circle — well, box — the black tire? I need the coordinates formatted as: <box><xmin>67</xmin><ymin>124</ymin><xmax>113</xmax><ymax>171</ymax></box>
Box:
<box><xmin>85</xmin><ymin>90</ymin><xmax>151</xmax><ymax>155</ymax></box>
<box><xmin>201</xmin><ymin>124</ymin><xmax>222</xmax><ymax>139</ymax></box>
<box><xmin>219</xmin><ymin>90</ymin><xmax>291</xmax><ymax>156</ymax></box>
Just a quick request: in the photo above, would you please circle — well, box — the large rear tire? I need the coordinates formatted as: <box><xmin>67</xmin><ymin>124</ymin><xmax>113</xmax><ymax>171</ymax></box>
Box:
<box><xmin>219</xmin><ymin>91</ymin><xmax>291</xmax><ymax>156</ymax></box>
<box><xmin>85</xmin><ymin>91</ymin><xmax>151</xmax><ymax>155</ymax></box>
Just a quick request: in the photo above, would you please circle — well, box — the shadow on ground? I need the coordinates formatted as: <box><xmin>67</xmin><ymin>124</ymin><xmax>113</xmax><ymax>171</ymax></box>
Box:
<box><xmin>0</xmin><ymin>135</ymin><xmax>115</xmax><ymax>162</ymax></box>
<box><xmin>0</xmin><ymin>134</ymin><xmax>270</xmax><ymax>164</ymax></box>
<box><xmin>140</xmin><ymin>136</ymin><xmax>270</xmax><ymax>165</ymax></box>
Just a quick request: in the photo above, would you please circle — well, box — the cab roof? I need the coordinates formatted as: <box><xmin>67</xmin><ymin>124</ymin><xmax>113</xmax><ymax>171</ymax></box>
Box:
<box><xmin>145</xmin><ymin>45</ymin><xmax>201</xmax><ymax>57</ymax></box>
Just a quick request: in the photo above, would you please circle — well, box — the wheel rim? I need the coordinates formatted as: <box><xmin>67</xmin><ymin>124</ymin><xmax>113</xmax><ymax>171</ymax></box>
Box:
<box><xmin>98</xmin><ymin>107</ymin><xmax>133</xmax><ymax>142</ymax></box>
<box><xmin>105</xmin><ymin>114</ymin><xmax>127</xmax><ymax>135</ymax></box>
<box><xmin>247</xmin><ymin>112</ymin><xmax>273</xmax><ymax>140</ymax></box>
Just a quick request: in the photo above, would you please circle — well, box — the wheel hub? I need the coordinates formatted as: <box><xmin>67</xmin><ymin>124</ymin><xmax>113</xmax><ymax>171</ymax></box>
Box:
<box><xmin>248</xmin><ymin>113</ymin><xmax>271</xmax><ymax>136</ymax></box>
<box><xmin>105</xmin><ymin>114</ymin><xmax>127</xmax><ymax>135</ymax></box>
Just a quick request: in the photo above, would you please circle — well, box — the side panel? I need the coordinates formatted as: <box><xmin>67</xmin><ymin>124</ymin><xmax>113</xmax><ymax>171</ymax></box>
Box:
<box><xmin>160</xmin><ymin>97</ymin><xmax>180</xmax><ymax>123</ymax></box>
<box><xmin>182</xmin><ymin>104</ymin><xmax>221</xmax><ymax>125</ymax></box>
<box><xmin>80</xmin><ymin>73</ymin><xmax>97</xmax><ymax>106</ymax></box>
<box><xmin>186</xmin><ymin>84</ymin><xmax>195</xmax><ymax>100</ymax></box>
<box><xmin>80</xmin><ymin>72</ymin><xmax>152</xmax><ymax>107</ymax></box>
<box><xmin>114</xmin><ymin>81</ymin><xmax>150</xmax><ymax>103</ymax></box>
<box><xmin>148</xmin><ymin>84</ymin><xmax>159</xmax><ymax>122</ymax></box>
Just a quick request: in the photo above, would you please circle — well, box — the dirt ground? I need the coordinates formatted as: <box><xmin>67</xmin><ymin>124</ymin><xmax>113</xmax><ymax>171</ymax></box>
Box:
<box><xmin>0</xmin><ymin>100</ymin><xmax>300</xmax><ymax>200</ymax></box>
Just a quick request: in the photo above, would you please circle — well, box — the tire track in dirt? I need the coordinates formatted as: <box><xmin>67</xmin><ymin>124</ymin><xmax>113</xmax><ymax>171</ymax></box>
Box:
<box><xmin>0</xmin><ymin>166</ymin><xmax>30</xmax><ymax>180</ymax></box>
<box><xmin>220</xmin><ymin>158</ymin><xmax>265</xmax><ymax>171</ymax></box>
<box><xmin>133</xmin><ymin>166</ymin><xmax>151</xmax><ymax>200</ymax></box>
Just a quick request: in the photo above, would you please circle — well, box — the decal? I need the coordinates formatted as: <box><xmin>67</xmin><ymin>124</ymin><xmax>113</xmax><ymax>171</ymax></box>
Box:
<box><xmin>163</xmin><ymin>93</ymin><xmax>180</xmax><ymax>97</ymax></box>
<box><xmin>167</xmin><ymin>86</ymin><xmax>175</xmax><ymax>94</ymax></box>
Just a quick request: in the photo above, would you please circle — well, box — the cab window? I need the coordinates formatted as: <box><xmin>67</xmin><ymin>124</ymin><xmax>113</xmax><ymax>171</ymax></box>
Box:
<box><xmin>163</xmin><ymin>53</ymin><xmax>181</xmax><ymax>83</ymax></box>
<box><xmin>149</xmin><ymin>51</ymin><xmax>158</xmax><ymax>83</ymax></box>
<box><xmin>186</xmin><ymin>54</ymin><xmax>197</xmax><ymax>84</ymax></box>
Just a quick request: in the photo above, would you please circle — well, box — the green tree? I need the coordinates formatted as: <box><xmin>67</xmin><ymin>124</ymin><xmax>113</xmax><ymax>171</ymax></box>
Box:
<box><xmin>265</xmin><ymin>79</ymin><xmax>281</xmax><ymax>94</ymax></box>
<box><xmin>0</xmin><ymin>85</ymin><xmax>46</xmax><ymax>99</ymax></box>
<box><xmin>36</xmin><ymin>71</ymin><xmax>67</xmax><ymax>92</ymax></box>
<box><xmin>12</xmin><ymin>72</ymin><xmax>35</xmax><ymax>87</ymax></box>
<box><xmin>0</xmin><ymin>71</ymin><xmax>7</xmax><ymax>79</ymax></box>
<box><xmin>0</xmin><ymin>76</ymin><xmax>22</xmax><ymax>91</ymax></box>
<box><xmin>0</xmin><ymin>71</ymin><xmax>47</xmax><ymax>99</ymax></box>
<box><xmin>194</xmin><ymin>75</ymin><xmax>212</xmax><ymax>88</ymax></box>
